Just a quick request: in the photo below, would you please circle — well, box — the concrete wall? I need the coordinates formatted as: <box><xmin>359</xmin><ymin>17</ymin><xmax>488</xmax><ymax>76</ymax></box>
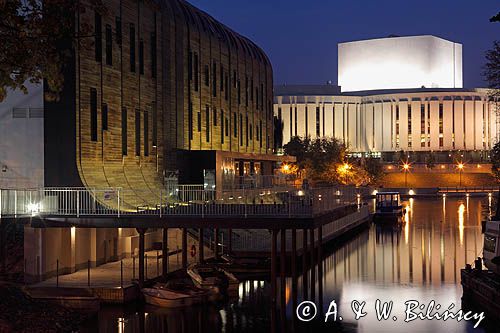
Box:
<box><xmin>0</xmin><ymin>83</ymin><xmax>44</xmax><ymax>188</ymax></box>
<box><xmin>338</xmin><ymin>35</ymin><xmax>463</xmax><ymax>92</ymax></box>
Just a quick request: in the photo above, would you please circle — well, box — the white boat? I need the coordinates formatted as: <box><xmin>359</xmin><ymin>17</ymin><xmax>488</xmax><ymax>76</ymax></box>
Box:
<box><xmin>373</xmin><ymin>192</ymin><xmax>404</xmax><ymax>221</ymax></box>
<box><xmin>187</xmin><ymin>263</ymin><xmax>239</xmax><ymax>298</ymax></box>
<box><xmin>483</xmin><ymin>219</ymin><xmax>500</xmax><ymax>276</ymax></box>
<box><xmin>142</xmin><ymin>283</ymin><xmax>210</xmax><ymax>308</ymax></box>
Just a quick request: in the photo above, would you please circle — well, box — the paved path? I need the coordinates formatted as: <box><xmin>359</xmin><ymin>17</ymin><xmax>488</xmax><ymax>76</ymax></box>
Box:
<box><xmin>34</xmin><ymin>250</ymin><xmax>211</xmax><ymax>288</ymax></box>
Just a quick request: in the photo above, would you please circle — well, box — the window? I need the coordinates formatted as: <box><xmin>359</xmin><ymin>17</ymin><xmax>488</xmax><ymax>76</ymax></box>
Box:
<box><xmin>220</xmin><ymin>65</ymin><xmax>224</xmax><ymax>92</ymax></box>
<box><xmin>144</xmin><ymin>111</ymin><xmax>149</xmax><ymax>156</ymax></box>
<box><xmin>240</xmin><ymin>114</ymin><xmax>244</xmax><ymax>145</ymax></box>
<box><xmin>395</xmin><ymin>105</ymin><xmax>400</xmax><ymax>148</ymax></box>
<box><xmin>188</xmin><ymin>51</ymin><xmax>193</xmax><ymax>82</ymax></box>
<box><xmin>212</xmin><ymin>62</ymin><xmax>217</xmax><ymax>97</ymax></box>
<box><xmin>130</xmin><ymin>24</ymin><xmax>136</xmax><ymax>72</ymax></box>
<box><xmin>102</xmin><ymin>103</ymin><xmax>108</xmax><ymax>131</ymax></box>
<box><xmin>95</xmin><ymin>12</ymin><xmax>102</xmax><ymax>62</ymax></box>
<box><xmin>122</xmin><ymin>107</ymin><xmax>127</xmax><ymax>155</ymax></box>
<box><xmin>420</xmin><ymin>104</ymin><xmax>425</xmax><ymax>147</ymax></box>
<box><xmin>233</xmin><ymin>112</ymin><xmax>237</xmax><ymax>137</ymax></box>
<box><xmin>150</xmin><ymin>32</ymin><xmax>157</xmax><ymax>78</ymax></box>
<box><xmin>250</xmin><ymin>79</ymin><xmax>254</xmax><ymax>102</ymax></box>
<box><xmin>115</xmin><ymin>17</ymin><xmax>122</xmax><ymax>45</ymax></box>
<box><xmin>294</xmin><ymin>107</ymin><xmax>298</xmax><ymax>136</ymax></box>
<box><xmin>225</xmin><ymin>73</ymin><xmax>229</xmax><ymax>100</ymax></box>
<box><xmin>408</xmin><ymin>105</ymin><xmax>412</xmax><ymax>148</ymax></box>
<box><xmin>188</xmin><ymin>103</ymin><xmax>193</xmax><ymax>140</ymax></box>
<box><xmin>256</xmin><ymin>87</ymin><xmax>259</xmax><ymax>110</ymax></box>
<box><xmin>105</xmin><ymin>25</ymin><xmax>112</xmax><ymax>65</ymax></box>
<box><xmin>225</xmin><ymin>117</ymin><xmax>229</xmax><ymax>137</ymax></box>
<box><xmin>245</xmin><ymin>115</ymin><xmax>249</xmax><ymax>146</ymax></box>
<box><xmin>221</xmin><ymin>110</ymin><xmax>224</xmax><ymax>144</ymax></box>
<box><xmin>152</xmin><ymin>102</ymin><xmax>157</xmax><ymax>147</ymax></box>
<box><xmin>305</xmin><ymin>106</ymin><xmax>308</xmax><ymax>137</ymax></box>
<box><xmin>206</xmin><ymin>105</ymin><xmax>210</xmax><ymax>142</ymax></box>
<box><xmin>260</xmin><ymin>120</ymin><xmax>263</xmax><ymax>148</ymax></box>
<box><xmin>439</xmin><ymin>103</ymin><xmax>444</xmax><ymax>147</ymax></box>
<box><xmin>213</xmin><ymin>107</ymin><xmax>217</xmax><ymax>125</ymax></box>
<box><xmin>197</xmin><ymin>112</ymin><xmax>201</xmax><ymax>132</ymax></box>
<box><xmin>256</xmin><ymin>125</ymin><xmax>259</xmax><ymax>141</ymax></box>
<box><xmin>316</xmin><ymin>106</ymin><xmax>320</xmax><ymax>137</ymax></box>
<box><xmin>245</xmin><ymin>76</ymin><xmax>248</xmax><ymax>107</ymax></box>
<box><xmin>204</xmin><ymin>65</ymin><xmax>209</xmax><ymax>86</ymax></box>
<box><xmin>139</xmin><ymin>40</ymin><xmax>144</xmax><ymax>75</ymax></box>
<box><xmin>237</xmin><ymin>80</ymin><xmax>241</xmax><ymax>104</ymax></box>
<box><xmin>90</xmin><ymin>88</ymin><xmax>98</xmax><ymax>141</ymax></box>
<box><xmin>194</xmin><ymin>53</ymin><xmax>199</xmax><ymax>91</ymax></box>
<box><xmin>135</xmin><ymin>110</ymin><xmax>141</xmax><ymax>156</ymax></box>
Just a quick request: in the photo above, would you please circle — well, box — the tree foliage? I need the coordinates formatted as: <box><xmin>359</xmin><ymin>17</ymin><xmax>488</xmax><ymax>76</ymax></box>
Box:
<box><xmin>485</xmin><ymin>41</ymin><xmax>500</xmax><ymax>101</ymax></box>
<box><xmin>0</xmin><ymin>0</ymin><xmax>106</xmax><ymax>102</ymax></box>
<box><xmin>425</xmin><ymin>153</ymin><xmax>436</xmax><ymax>170</ymax></box>
<box><xmin>491</xmin><ymin>141</ymin><xmax>500</xmax><ymax>182</ymax></box>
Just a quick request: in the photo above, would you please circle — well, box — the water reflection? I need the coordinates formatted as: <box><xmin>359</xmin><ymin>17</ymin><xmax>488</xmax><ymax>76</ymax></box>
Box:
<box><xmin>83</xmin><ymin>198</ymin><xmax>487</xmax><ymax>332</ymax></box>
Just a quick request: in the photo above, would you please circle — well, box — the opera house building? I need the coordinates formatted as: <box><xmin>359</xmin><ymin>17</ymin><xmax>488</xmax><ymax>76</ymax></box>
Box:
<box><xmin>274</xmin><ymin>35</ymin><xmax>497</xmax><ymax>162</ymax></box>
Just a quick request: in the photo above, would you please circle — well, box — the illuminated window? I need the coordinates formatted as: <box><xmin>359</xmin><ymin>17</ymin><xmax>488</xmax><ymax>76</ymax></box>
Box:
<box><xmin>316</xmin><ymin>106</ymin><xmax>320</xmax><ymax>137</ymax></box>
<box><xmin>439</xmin><ymin>103</ymin><xmax>443</xmax><ymax>147</ymax></box>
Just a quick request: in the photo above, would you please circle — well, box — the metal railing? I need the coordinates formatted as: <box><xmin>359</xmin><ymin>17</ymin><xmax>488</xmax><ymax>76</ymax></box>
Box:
<box><xmin>0</xmin><ymin>186</ymin><xmax>360</xmax><ymax>219</ymax></box>
<box><xmin>438</xmin><ymin>186</ymin><xmax>499</xmax><ymax>193</ymax></box>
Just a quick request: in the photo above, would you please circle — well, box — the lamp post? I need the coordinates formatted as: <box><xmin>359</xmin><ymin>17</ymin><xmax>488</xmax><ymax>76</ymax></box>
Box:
<box><xmin>402</xmin><ymin>162</ymin><xmax>410</xmax><ymax>188</ymax></box>
<box><xmin>457</xmin><ymin>162</ymin><xmax>464</xmax><ymax>187</ymax></box>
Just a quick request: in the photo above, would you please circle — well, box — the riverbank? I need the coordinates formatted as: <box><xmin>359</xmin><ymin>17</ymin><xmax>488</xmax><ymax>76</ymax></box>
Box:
<box><xmin>0</xmin><ymin>282</ymin><xmax>91</xmax><ymax>332</ymax></box>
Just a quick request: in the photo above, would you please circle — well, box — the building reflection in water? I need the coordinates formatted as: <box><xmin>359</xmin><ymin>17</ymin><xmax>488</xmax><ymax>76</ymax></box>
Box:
<box><xmin>83</xmin><ymin>198</ymin><xmax>486</xmax><ymax>333</ymax></box>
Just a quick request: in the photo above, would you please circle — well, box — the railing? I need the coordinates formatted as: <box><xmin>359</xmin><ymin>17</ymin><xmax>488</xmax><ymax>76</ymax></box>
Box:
<box><xmin>0</xmin><ymin>186</ymin><xmax>360</xmax><ymax>219</ymax></box>
<box><xmin>438</xmin><ymin>186</ymin><xmax>499</xmax><ymax>193</ymax></box>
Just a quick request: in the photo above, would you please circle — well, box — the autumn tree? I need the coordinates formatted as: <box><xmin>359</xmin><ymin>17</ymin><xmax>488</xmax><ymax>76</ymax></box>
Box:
<box><xmin>0</xmin><ymin>0</ymin><xmax>106</xmax><ymax>102</ymax></box>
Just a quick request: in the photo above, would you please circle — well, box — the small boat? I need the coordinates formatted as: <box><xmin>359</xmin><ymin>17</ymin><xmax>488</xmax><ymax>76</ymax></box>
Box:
<box><xmin>373</xmin><ymin>192</ymin><xmax>404</xmax><ymax>221</ymax></box>
<box><xmin>187</xmin><ymin>263</ymin><xmax>239</xmax><ymax>298</ymax></box>
<box><xmin>220</xmin><ymin>254</ymin><xmax>270</xmax><ymax>276</ymax></box>
<box><xmin>142</xmin><ymin>283</ymin><xmax>210</xmax><ymax>308</ymax></box>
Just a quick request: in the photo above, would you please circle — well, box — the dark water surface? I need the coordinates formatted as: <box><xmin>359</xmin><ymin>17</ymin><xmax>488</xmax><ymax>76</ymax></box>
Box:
<box><xmin>83</xmin><ymin>197</ymin><xmax>494</xmax><ymax>332</ymax></box>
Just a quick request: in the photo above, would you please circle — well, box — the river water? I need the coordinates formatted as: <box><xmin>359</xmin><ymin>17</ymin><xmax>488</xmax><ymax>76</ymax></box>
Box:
<box><xmin>82</xmin><ymin>197</ymin><xmax>492</xmax><ymax>332</ymax></box>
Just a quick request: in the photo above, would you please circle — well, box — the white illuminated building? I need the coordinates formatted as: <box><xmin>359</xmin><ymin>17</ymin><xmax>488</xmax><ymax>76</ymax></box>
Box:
<box><xmin>338</xmin><ymin>35</ymin><xmax>462</xmax><ymax>92</ymax></box>
<box><xmin>275</xmin><ymin>35</ymin><xmax>497</xmax><ymax>161</ymax></box>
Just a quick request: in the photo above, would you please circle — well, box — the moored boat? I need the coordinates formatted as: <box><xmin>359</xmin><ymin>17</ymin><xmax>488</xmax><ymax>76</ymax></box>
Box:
<box><xmin>142</xmin><ymin>283</ymin><xmax>210</xmax><ymax>308</ymax></box>
<box><xmin>373</xmin><ymin>192</ymin><xmax>404</xmax><ymax>222</ymax></box>
<box><xmin>187</xmin><ymin>263</ymin><xmax>239</xmax><ymax>298</ymax></box>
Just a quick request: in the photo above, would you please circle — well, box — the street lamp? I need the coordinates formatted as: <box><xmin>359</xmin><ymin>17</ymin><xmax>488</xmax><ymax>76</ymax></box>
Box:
<box><xmin>402</xmin><ymin>162</ymin><xmax>410</xmax><ymax>188</ymax></box>
<box><xmin>338</xmin><ymin>162</ymin><xmax>351</xmax><ymax>184</ymax></box>
<box><xmin>457</xmin><ymin>162</ymin><xmax>464</xmax><ymax>187</ymax></box>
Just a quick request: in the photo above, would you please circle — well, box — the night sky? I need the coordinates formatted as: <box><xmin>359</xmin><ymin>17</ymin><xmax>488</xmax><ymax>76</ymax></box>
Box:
<box><xmin>188</xmin><ymin>0</ymin><xmax>499</xmax><ymax>89</ymax></box>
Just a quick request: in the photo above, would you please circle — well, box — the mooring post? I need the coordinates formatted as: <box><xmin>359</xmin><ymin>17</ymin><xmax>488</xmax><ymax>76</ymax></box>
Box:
<box><xmin>199</xmin><ymin>228</ymin><xmax>204</xmax><ymax>263</ymax></box>
<box><xmin>162</xmin><ymin>228</ymin><xmax>168</xmax><ymax>279</ymax></box>
<box><xmin>310</xmin><ymin>227</ymin><xmax>315</xmax><ymax>301</ymax></box>
<box><xmin>214</xmin><ymin>228</ymin><xmax>220</xmax><ymax>259</ymax></box>
<box><xmin>271</xmin><ymin>229</ymin><xmax>278</xmax><ymax>333</ymax></box>
<box><xmin>302</xmin><ymin>228</ymin><xmax>308</xmax><ymax>299</ymax></box>
<box><xmin>280</xmin><ymin>229</ymin><xmax>287</xmax><ymax>332</ymax></box>
<box><xmin>182</xmin><ymin>228</ymin><xmax>188</xmax><ymax>269</ymax></box>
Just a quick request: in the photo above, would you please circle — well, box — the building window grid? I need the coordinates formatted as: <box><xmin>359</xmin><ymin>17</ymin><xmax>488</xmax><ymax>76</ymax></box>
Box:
<box><xmin>395</xmin><ymin>105</ymin><xmax>400</xmax><ymax>149</ymax></box>
<box><xmin>439</xmin><ymin>103</ymin><xmax>444</xmax><ymax>147</ymax></box>
<box><xmin>316</xmin><ymin>106</ymin><xmax>320</xmax><ymax>137</ymax></box>
<box><xmin>427</xmin><ymin>103</ymin><xmax>431</xmax><ymax>147</ymax></box>
<box><xmin>408</xmin><ymin>105</ymin><xmax>412</xmax><ymax>148</ymax></box>
<box><xmin>420</xmin><ymin>104</ymin><xmax>426</xmax><ymax>147</ymax></box>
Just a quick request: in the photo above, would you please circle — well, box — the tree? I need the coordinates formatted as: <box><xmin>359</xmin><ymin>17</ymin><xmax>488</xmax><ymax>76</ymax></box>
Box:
<box><xmin>0</xmin><ymin>0</ymin><xmax>106</xmax><ymax>102</ymax></box>
<box><xmin>425</xmin><ymin>153</ymin><xmax>436</xmax><ymax>170</ymax></box>
<box><xmin>484</xmin><ymin>41</ymin><xmax>500</xmax><ymax>101</ymax></box>
<box><xmin>491</xmin><ymin>12</ymin><xmax>500</xmax><ymax>22</ymax></box>
<box><xmin>491</xmin><ymin>141</ymin><xmax>500</xmax><ymax>182</ymax></box>
<box><xmin>364</xmin><ymin>158</ymin><xmax>384</xmax><ymax>184</ymax></box>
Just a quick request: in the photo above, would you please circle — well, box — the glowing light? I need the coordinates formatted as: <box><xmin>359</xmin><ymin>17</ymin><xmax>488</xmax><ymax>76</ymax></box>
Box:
<box><xmin>297</xmin><ymin>190</ymin><xmax>305</xmax><ymax>196</ymax></box>
<box><xmin>458</xmin><ymin>203</ymin><xmax>465</xmax><ymax>245</ymax></box>
<box><xmin>408</xmin><ymin>189</ymin><xmax>415</xmax><ymax>196</ymax></box>
<box><xmin>372</xmin><ymin>190</ymin><xmax>378</xmax><ymax>195</ymax></box>
<box><xmin>27</xmin><ymin>203</ymin><xmax>40</xmax><ymax>215</ymax></box>
<box><xmin>403</xmin><ymin>163</ymin><xmax>410</xmax><ymax>171</ymax></box>
<box><xmin>283</xmin><ymin>164</ymin><xmax>290</xmax><ymax>172</ymax></box>
<box><xmin>457</xmin><ymin>162</ymin><xmax>464</xmax><ymax>170</ymax></box>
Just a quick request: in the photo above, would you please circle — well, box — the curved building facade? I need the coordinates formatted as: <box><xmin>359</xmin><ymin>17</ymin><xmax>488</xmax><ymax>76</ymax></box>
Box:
<box><xmin>44</xmin><ymin>0</ymin><xmax>275</xmax><ymax>209</ymax></box>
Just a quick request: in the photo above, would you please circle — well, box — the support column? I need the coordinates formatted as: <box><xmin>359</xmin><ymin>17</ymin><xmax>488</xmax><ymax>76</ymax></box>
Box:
<box><xmin>318</xmin><ymin>226</ymin><xmax>323</xmax><ymax>316</ymax></box>
<box><xmin>162</xmin><ymin>228</ymin><xmax>168</xmax><ymax>279</ymax></box>
<box><xmin>302</xmin><ymin>228</ymin><xmax>308</xmax><ymax>299</ymax></box>
<box><xmin>271</xmin><ymin>229</ymin><xmax>278</xmax><ymax>333</ymax></box>
<box><xmin>280</xmin><ymin>229</ymin><xmax>286</xmax><ymax>332</ymax></box>
<box><xmin>182</xmin><ymin>228</ymin><xmax>188</xmax><ymax>269</ymax></box>
<box><xmin>291</xmin><ymin>228</ymin><xmax>297</xmax><ymax>328</ymax></box>
<box><xmin>136</xmin><ymin>228</ymin><xmax>147</xmax><ymax>287</ymax></box>
<box><xmin>214</xmin><ymin>228</ymin><xmax>220</xmax><ymax>260</ymax></box>
<box><xmin>228</xmin><ymin>228</ymin><xmax>232</xmax><ymax>254</ymax></box>
<box><xmin>310</xmin><ymin>227</ymin><xmax>315</xmax><ymax>301</ymax></box>
<box><xmin>198</xmin><ymin>228</ymin><xmax>204</xmax><ymax>263</ymax></box>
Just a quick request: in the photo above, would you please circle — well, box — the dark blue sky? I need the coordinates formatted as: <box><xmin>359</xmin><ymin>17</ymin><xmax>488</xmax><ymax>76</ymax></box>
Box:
<box><xmin>188</xmin><ymin>0</ymin><xmax>499</xmax><ymax>88</ymax></box>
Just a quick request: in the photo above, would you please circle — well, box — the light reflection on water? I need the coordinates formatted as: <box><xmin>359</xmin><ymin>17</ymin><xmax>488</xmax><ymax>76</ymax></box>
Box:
<box><xmin>83</xmin><ymin>198</ymin><xmax>488</xmax><ymax>332</ymax></box>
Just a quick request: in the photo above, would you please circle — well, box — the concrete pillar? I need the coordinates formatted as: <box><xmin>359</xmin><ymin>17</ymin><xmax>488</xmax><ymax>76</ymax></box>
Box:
<box><xmin>198</xmin><ymin>228</ymin><xmax>204</xmax><ymax>263</ymax></box>
<box><xmin>182</xmin><ymin>228</ymin><xmax>188</xmax><ymax>269</ymax></box>
<box><xmin>137</xmin><ymin>228</ymin><xmax>147</xmax><ymax>287</ymax></box>
<box><xmin>162</xmin><ymin>228</ymin><xmax>168</xmax><ymax>279</ymax></box>
<box><xmin>280</xmin><ymin>229</ymin><xmax>286</xmax><ymax>332</ymax></box>
<box><xmin>271</xmin><ymin>229</ymin><xmax>278</xmax><ymax>333</ymax></box>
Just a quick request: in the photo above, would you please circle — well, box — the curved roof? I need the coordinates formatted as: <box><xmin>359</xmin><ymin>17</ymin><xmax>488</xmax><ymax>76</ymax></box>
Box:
<box><xmin>172</xmin><ymin>0</ymin><xmax>272</xmax><ymax>68</ymax></box>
